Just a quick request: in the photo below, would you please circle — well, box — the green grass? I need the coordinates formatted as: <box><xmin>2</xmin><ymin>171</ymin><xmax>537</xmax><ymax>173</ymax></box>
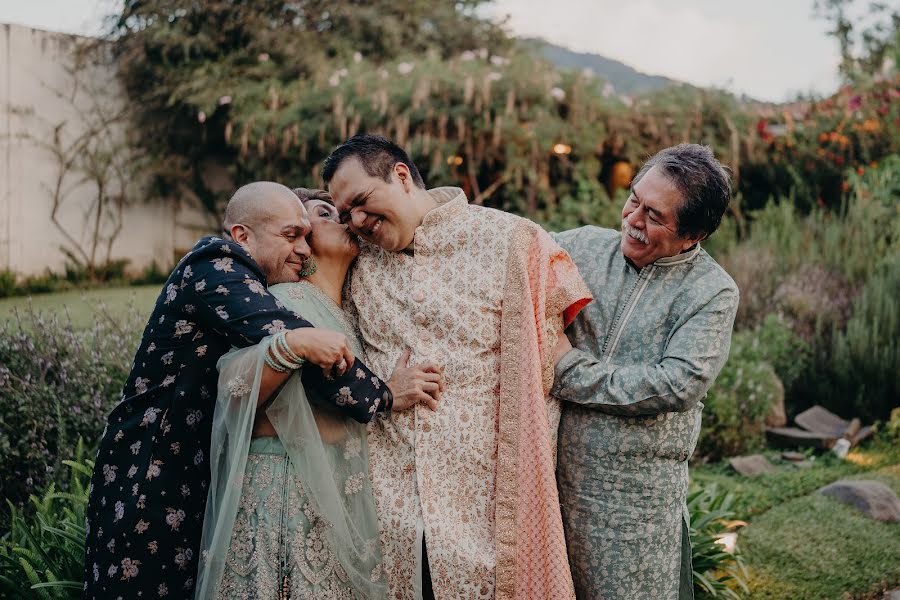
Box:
<box><xmin>691</xmin><ymin>441</ymin><xmax>900</xmax><ymax>521</ymax></box>
<box><xmin>739</xmin><ymin>464</ymin><xmax>900</xmax><ymax>600</ymax></box>
<box><xmin>0</xmin><ymin>285</ymin><xmax>159</xmax><ymax>329</ymax></box>
<box><xmin>692</xmin><ymin>441</ymin><xmax>900</xmax><ymax>599</ymax></box>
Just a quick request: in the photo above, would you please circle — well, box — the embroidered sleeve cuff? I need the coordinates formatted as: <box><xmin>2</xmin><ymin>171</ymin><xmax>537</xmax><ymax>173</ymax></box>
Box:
<box><xmin>551</xmin><ymin>347</ymin><xmax>592</xmax><ymax>399</ymax></box>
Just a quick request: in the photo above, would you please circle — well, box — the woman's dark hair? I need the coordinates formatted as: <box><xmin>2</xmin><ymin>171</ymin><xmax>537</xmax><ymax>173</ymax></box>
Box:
<box><xmin>322</xmin><ymin>134</ymin><xmax>425</xmax><ymax>189</ymax></box>
<box><xmin>632</xmin><ymin>143</ymin><xmax>732</xmax><ymax>240</ymax></box>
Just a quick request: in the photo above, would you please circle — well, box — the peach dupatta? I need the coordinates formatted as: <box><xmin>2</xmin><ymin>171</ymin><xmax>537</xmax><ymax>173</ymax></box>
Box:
<box><xmin>495</xmin><ymin>221</ymin><xmax>592</xmax><ymax>600</ymax></box>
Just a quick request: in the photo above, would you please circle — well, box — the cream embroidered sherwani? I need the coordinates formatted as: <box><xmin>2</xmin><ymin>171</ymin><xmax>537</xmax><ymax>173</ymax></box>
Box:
<box><xmin>348</xmin><ymin>188</ymin><xmax>590</xmax><ymax>600</ymax></box>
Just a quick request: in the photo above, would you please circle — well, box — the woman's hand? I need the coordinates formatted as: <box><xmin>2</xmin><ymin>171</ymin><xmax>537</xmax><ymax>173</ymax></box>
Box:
<box><xmin>387</xmin><ymin>349</ymin><xmax>445</xmax><ymax>412</ymax></box>
<box><xmin>285</xmin><ymin>327</ymin><xmax>355</xmax><ymax>376</ymax></box>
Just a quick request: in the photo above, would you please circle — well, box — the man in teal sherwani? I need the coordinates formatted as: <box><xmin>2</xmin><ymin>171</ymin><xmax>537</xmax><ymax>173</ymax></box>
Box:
<box><xmin>552</xmin><ymin>144</ymin><xmax>739</xmax><ymax>600</ymax></box>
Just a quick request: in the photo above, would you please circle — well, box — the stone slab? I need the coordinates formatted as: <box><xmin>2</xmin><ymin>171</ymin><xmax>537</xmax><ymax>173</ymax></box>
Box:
<box><xmin>795</xmin><ymin>405</ymin><xmax>849</xmax><ymax>437</ymax></box>
<box><xmin>766</xmin><ymin>426</ymin><xmax>837</xmax><ymax>450</ymax></box>
<box><xmin>730</xmin><ymin>454</ymin><xmax>775</xmax><ymax>477</ymax></box>
<box><xmin>851</xmin><ymin>425</ymin><xmax>875</xmax><ymax>447</ymax></box>
<box><xmin>818</xmin><ymin>480</ymin><xmax>900</xmax><ymax>522</ymax></box>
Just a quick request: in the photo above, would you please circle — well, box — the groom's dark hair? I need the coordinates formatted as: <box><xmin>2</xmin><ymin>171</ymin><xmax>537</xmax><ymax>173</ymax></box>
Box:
<box><xmin>322</xmin><ymin>134</ymin><xmax>426</xmax><ymax>189</ymax></box>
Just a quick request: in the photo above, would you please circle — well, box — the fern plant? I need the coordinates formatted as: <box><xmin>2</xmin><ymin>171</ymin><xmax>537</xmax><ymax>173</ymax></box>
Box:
<box><xmin>0</xmin><ymin>439</ymin><xmax>92</xmax><ymax>599</ymax></box>
<box><xmin>689</xmin><ymin>483</ymin><xmax>750</xmax><ymax>600</ymax></box>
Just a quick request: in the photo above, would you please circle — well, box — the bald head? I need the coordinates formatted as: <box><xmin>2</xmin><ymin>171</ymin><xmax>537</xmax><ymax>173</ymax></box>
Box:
<box><xmin>223</xmin><ymin>181</ymin><xmax>313</xmax><ymax>284</ymax></box>
<box><xmin>223</xmin><ymin>181</ymin><xmax>304</xmax><ymax>232</ymax></box>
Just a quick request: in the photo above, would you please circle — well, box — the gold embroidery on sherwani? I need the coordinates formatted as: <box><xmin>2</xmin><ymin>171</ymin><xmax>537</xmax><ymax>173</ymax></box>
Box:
<box><xmin>351</xmin><ymin>188</ymin><xmax>589</xmax><ymax>600</ymax></box>
<box><xmin>354</xmin><ymin>189</ymin><xmax>511</xmax><ymax>599</ymax></box>
<box><xmin>494</xmin><ymin>221</ymin><xmax>586</xmax><ymax>600</ymax></box>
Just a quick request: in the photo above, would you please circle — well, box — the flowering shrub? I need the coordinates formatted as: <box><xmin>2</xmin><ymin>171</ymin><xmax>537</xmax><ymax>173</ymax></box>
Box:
<box><xmin>0</xmin><ymin>305</ymin><xmax>141</xmax><ymax>508</ymax></box>
<box><xmin>741</xmin><ymin>78</ymin><xmax>900</xmax><ymax>212</ymax></box>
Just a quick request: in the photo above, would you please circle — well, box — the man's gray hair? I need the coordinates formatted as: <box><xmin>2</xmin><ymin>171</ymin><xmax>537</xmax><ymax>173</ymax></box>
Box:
<box><xmin>292</xmin><ymin>187</ymin><xmax>333</xmax><ymax>206</ymax></box>
<box><xmin>632</xmin><ymin>144</ymin><xmax>732</xmax><ymax>240</ymax></box>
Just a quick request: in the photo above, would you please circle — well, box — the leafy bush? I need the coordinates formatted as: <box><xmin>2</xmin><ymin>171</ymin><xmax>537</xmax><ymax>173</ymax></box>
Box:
<box><xmin>0</xmin><ymin>441</ymin><xmax>90</xmax><ymax>599</ymax></box>
<box><xmin>716</xmin><ymin>244</ymin><xmax>779</xmax><ymax>330</ymax></box>
<box><xmin>883</xmin><ymin>408</ymin><xmax>900</xmax><ymax>444</ymax></box>
<box><xmin>699</xmin><ymin>315</ymin><xmax>807</xmax><ymax>460</ymax></box>
<box><xmin>17</xmin><ymin>272</ymin><xmax>74</xmax><ymax>296</ymax></box>
<box><xmin>0</xmin><ymin>272</ymin><xmax>16</xmax><ymax>299</ymax></box>
<box><xmin>129</xmin><ymin>261</ymin><xmax>171</xmax><ymax>286</ymax></box>
<box><xmin>689</xmin><ymin>483</ymin><xmax>749</xmax><ymax>600</ymax></box>
<box><xmin>747</xmin><ymin>315</ymin><xmax>811</xmax><ymax>392</ymax></box>
<box><xmin>0</xmin><ymin>260</ymin><xmax>163</xmax><ymax>298</ymax></box>
<box><xmin>700</xmin><ymin>355</ymin><xmax>780</xmax><ymax>460</ymax></box>
<box><xmin>0</xmin><ymin>306</ymin><xmax>141</xmax><ymax>507</ymax></box>
<box><xmin>797</xmin><ymin>252</ymin><xmax>899</xmax><ymax>421</ymax></box>
<box><xmin>714</xmin><ymin>155</ymin><xmax>898</xmax><ymax>423</ymax></box>
<box><xmin>784</xmin><ymin>157</ymin><xmax>900</xmax><ymax>420</ymax></box>
<box><xmin>538</xmin><ymin>176</ymin><xmax>623</xmax><ymax>232</ymax></box>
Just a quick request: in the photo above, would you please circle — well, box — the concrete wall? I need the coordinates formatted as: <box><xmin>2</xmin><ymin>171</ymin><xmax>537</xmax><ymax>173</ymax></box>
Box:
<box><xmin>0</xmin><ymin>23</ymin><xmax>217</xmax><ymax>277</ymax></box>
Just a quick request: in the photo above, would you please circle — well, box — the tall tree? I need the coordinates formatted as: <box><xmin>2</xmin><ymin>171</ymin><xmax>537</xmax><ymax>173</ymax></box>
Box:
<box><xmin>109</xmin><ymin>0</ymin><xmax>510</xmax><ymax>209</ymax></box>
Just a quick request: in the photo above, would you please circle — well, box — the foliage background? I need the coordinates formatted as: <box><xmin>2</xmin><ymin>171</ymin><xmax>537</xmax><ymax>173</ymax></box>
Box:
<box><xmin>0</xmin><ymin>1</ymin><xmax>898</xmax><ymax>598</ymax></box>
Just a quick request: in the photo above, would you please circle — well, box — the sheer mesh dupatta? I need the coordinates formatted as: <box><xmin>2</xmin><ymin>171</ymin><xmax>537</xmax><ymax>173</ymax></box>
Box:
<box><xmin>196</xmin><ymin>335</ymin><xmax>385</xmax><ymax>599</ymax></box>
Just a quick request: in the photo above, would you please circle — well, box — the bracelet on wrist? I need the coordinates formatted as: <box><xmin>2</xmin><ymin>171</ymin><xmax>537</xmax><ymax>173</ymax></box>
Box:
<box><xmin>269</xmin><ymin>338</ymin><xmax>298</xmax><ymax>371</ymax></box>
<box><xmin>277</xmin><ymin>331</ymin><xmax>305</xmax><ymax>365</ymax></box>
<box><xmin>266</xmin><ymin>333</ymin><xmax>304</xmax><ymax>371</ymax></box>
<box><xmin>265</xmin><ymin>349</ymin><xmax>290</xmax><ymax>373</ymax></box>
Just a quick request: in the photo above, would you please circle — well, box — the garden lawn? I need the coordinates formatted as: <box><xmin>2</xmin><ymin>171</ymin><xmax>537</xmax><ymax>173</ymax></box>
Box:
<box><xmin>739</xmin><ymin>464</ymin><xmax>900</xmax><ymax>600</ymax></box>
<box><xmin>691</xmin><ymin>441</ymin><xmax>900</xmax><ymax>520</ymax></box>
<box><xmin>0</xmin><ymin>285</ymin><xmax>159</xmax><ymax>329</ymax></box>
<box><xmin>692</xmin><ymin>441</ymin><xmax>900</xmax><ymax>599</ymax></box>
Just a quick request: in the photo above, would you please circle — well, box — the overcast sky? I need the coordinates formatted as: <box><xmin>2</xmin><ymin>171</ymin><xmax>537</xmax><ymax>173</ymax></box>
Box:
<box><xmin>0</xmin><ymin>0</ymin><xmax>875</xmax><ymax>101</ymax></box>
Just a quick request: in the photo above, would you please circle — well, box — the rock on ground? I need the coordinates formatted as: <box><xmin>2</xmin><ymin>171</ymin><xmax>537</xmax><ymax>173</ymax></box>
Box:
<box><xmin>817</xmin><ymin>480</ymin><xmax>900</xmax><ymax>522</ymax></box>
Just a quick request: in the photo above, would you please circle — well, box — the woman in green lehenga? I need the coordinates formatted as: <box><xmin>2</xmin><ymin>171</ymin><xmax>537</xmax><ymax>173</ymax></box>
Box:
<box><xmin>196</xmin><ymin>189</ymin><xmax>439</xmax><ymax>599</ymax></box>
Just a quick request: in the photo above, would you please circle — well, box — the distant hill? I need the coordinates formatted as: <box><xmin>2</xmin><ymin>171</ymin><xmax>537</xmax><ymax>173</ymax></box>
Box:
<box><xmin>521</xmin><ymin>37</ymin><xmax>681</xmax><ymax>95</ymax></box>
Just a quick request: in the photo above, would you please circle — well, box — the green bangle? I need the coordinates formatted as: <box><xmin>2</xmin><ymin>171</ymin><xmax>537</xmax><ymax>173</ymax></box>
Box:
<box><xmin>265</xmin><ymin>348</ymin><xmax>289</xmax><ymax>372</ymax></box>
<box><xmin>276</xmin><ymin>331</ymin><xmax>305</xmax><ymax>366</ymax></box>
<box><xmin>270</xmin><ymin>335</ymin><xmax>302</xmax><ymax>371</ymax></box>
<box><xmin>268</xmin><ymin>337</ymin><xmax>292</xmax><ymax>370</ymax></box>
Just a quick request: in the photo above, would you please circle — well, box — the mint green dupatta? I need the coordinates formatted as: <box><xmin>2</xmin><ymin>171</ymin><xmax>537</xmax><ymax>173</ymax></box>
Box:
<box><xmin>195</xmin><ymin>281</ymin><xmax>385</xmax><ymax>599</ymax></box>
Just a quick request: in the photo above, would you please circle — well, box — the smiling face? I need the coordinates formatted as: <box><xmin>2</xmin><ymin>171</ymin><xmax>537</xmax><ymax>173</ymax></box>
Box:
<box><xmin>620</xmin><ymin>165</ymin><xmax>702</xmax><ymax>269</ymax></box>
<box><xmin>303</xmin><ymin>199</ymin><xmax>359</xmax><ymax>264</ymax></box>
<box><xmin>238</xmin><ymin>193</ymin><xmax>312</xmax><ymax>285</ymax></box>
<box><xmin>328</xmin><ymin>157</ymin><xmax>421</xmax><ymax>251</ymax></box>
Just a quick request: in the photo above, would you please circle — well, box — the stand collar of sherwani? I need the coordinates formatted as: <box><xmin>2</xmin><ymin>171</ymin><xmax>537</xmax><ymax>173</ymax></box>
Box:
<box><xmin>654</xmin><ymin>243</ymin><xmax>702</xmax><ymax>266</ymax></box>
<box><xmin>421</xmin><ymin>187</ymin><xmax>468</xmax><ymax>227</ymax></box>
<box><xmin>402</xmin><ymin>187</ymin><xmax>468</xmax><ymax>256</ymax></box>
<box><xmin>625</xmin><ymin>242</ymin><xmax>702</xmax><ymax>271</ymax></box>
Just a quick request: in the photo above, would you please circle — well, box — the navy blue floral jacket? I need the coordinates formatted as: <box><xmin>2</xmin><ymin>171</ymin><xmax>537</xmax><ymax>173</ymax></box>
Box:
<box><xmin>83</xmin><ymin>236</ymin><xmax>391</xmax><ymax>599</ymax></box>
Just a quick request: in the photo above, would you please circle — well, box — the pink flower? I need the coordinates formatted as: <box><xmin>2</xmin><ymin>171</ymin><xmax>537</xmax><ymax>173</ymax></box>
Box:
<box><xmin>848</xmin><ymin>95</ymin><xmax>862</xmax><ymax>110</ymax></box>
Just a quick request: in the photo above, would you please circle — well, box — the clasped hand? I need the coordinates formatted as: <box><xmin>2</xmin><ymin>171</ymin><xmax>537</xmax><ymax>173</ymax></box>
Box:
<box><xmin>387</xmin><ymin>349</ymin><xmax>444</xmax><ymax>412</ymax></box>
<box><xmin>285</xmin><ymin>330</ymin><xmax>444</xmax><ymax>411</ymax></box>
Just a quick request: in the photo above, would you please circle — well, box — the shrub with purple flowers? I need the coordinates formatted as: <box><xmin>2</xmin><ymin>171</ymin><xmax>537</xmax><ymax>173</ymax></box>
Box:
<box><xmin>0</xmin><ymin>304</ymin><xmax>142</xmax><ymax>509</ymax></box>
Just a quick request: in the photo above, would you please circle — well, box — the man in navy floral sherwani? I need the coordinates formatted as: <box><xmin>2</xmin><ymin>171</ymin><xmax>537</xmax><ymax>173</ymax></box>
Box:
<box><xmin>83</xmin><ymin>182</ymin><xmax>410</xmax><ymax>599</ymax></box>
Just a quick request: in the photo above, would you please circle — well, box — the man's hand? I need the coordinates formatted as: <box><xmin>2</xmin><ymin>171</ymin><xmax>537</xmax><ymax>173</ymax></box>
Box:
<box><xmin>387</xmin><ymin>349</ymin><xmax>445</xmax><ymax>412</ymax></box>
<box><xmin>553</xmin><ymin>330</ymin><xmax>573</xmax><ymax>366</ymax></box>
<box><xmin>285</xmin><ymin>327</ymin><xmax>355</xmax><ymax>376</ymax></box>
